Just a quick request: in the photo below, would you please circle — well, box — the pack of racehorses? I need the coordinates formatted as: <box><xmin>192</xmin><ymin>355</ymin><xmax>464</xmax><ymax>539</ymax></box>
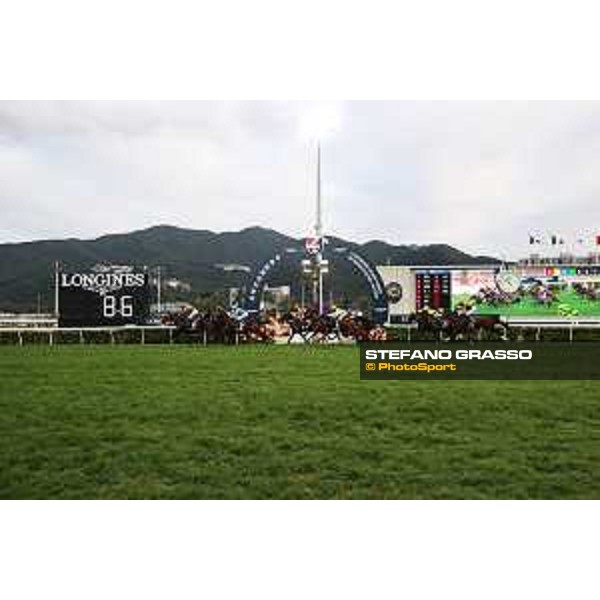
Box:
<box><xmin>413</xmin><ymin>308</ymin><xmax>509</xmax><ymax>341</ymax></box>
<box><xmin>162</xmin><ymin>302</ymin><xmax>511</xmax><ymax>344</ymax></box>
<box><xmin>161</xmin><ymin>306</ymin><xmax>387</xmax><ymax>344</ymax></box>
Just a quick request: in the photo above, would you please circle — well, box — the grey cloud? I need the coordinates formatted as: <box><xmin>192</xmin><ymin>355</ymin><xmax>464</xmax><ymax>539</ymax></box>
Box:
<box><xmin>0</xmin><ymin>101</ymin><xmax>599</xmax><ymax>259</ymax></box>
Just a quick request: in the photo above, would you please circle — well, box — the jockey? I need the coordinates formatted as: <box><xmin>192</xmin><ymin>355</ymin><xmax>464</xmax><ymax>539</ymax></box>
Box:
<box><xmin>423</xmin><ymin>304</ymin><xmax>439</xmax><ymax>318</ymax></box>
<box><xmin>327</xmin><ymin>303</ymin><xmax>346</xmax><ymax>321</ymax></box>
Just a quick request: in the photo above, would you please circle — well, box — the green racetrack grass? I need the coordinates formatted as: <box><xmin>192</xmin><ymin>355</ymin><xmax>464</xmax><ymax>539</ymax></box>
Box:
<box><xmin>0</xmin><ymin>345</ymin><xmax>598</xmax><ymax>499</ymax></box>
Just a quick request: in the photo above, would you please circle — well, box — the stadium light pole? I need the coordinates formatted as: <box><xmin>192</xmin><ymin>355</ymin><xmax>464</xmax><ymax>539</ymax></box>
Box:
<box><xmin>316</xmin><ymin>142</ymin><xmax>322</xmax><ymax>240</ymax></box>
<box><xmin>315</xmin><ymin>142</ymin><xmax>324</xmax><ymax>314</ymax></box>
<box><xmin>300</xmin><ymin>103</ymin><xmax>341</xmax><ymax>314</ymax></box>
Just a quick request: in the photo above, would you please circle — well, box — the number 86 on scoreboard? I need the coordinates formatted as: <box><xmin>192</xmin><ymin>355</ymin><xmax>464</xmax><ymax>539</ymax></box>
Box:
<box><xmin>102</xmin><ymin>295</ymin><xmax>134</xmax><ymax>318</ymax></box>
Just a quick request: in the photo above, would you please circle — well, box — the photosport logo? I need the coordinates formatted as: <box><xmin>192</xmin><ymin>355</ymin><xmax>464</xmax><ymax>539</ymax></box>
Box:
<box><xmin>359</xmin><ymin>342</ymin><xmax>600</xmax><ymax>380</ymax></box>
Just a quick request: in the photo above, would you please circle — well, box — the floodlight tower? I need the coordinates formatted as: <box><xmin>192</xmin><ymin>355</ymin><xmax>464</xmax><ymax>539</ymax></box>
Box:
<box><xmin>315</xmin><ymin>142</ymin><xmax>323</xmax><ymax>239</ymax></box>
<box><xmin>300</xmin><ymin>104</ymin><xmax>340</xmax><ymax>314</ymax></box>
<box><xmin>313</xmin><ymin>142</ymin><xmax>328</xmax><ymax>314</ymax></box>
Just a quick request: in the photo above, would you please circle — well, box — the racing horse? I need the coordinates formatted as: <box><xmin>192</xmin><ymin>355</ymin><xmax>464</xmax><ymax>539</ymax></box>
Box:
<box><xmin>280</xmin><ymin>310</ymin><xmax>313</xmax><ymax>343</ymax></box>
<box><xmin>338</xmin><ymin>313</ymin><xmax>383</xmax><ymax>341</ymax></box>
<box><xmin>413</xmin><ymin>308</ymin><xmax>509</xmax><ymax>342</ymax></box>
<box><xmin>413</xmin><ymin>309</ymin><xmax>447</xmax><ymax>340</ymax></box>
<box><xmin>240</xmin><ymin>313</ymin><xmax>276</xmax><ymax>343</ymax></box>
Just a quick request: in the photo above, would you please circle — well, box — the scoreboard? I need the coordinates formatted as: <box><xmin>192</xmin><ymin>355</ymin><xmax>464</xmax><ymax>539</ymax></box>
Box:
<box><xmin>415</xmin><ymin>270</ymin><xmax>451</xmax><ymax>311</ymax></box>
<box><xmin>58</xmin><ymin>266</ymin><xmax>151</xmax><ymax>327</ymax></box>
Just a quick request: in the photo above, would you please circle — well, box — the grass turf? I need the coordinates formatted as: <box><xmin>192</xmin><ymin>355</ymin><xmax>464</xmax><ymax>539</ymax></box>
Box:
<box><xmin>0</xmin><ymin>345</ymin><xmax>598</xmax><ymax>499</ymax></box>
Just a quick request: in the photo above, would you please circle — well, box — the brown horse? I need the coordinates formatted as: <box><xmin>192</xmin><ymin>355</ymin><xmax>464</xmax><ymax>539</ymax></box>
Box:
<box><xmin>241</xmin><ymin>317</ymin><xmax>275</xmax><ymax>343</ymax></box>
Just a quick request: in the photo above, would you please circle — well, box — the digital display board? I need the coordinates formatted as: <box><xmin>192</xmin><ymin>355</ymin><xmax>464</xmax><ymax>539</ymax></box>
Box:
<box><xmin>415</xmin><ymin>270</ymin><xmax>451</xmax><ymax>311</ymax></box>
<box><xmin>451</xmin><ymin>266</ymin><xmax>600</xmax><ymax>317</ymax></box>
<box><xmin>58</xmin><ymin>266</ymin><xmax>151</xmax><ymax>327</ymax></box>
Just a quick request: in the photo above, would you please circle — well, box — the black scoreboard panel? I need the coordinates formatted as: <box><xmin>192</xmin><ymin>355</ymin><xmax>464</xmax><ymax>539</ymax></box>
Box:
<box><xmin>415</xmin><ymin>270</ymin><xmax>451</xmax><ymax>311</ymax></box>
<box><xmin>58</xmin><ymin>270</ymin><xmax>151</xmax><ymax>327</ymax></box>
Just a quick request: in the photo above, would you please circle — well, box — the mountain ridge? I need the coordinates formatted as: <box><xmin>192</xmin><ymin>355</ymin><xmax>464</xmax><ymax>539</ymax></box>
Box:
<box><xmin>0</xmin><ymin>225</ymin><xmax>499</xmax><ymax>311</ymax></box>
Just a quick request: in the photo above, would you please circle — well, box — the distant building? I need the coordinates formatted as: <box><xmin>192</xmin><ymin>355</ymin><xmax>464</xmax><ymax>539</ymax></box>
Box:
<box><xmin>150</xmin><ymin>301</ymin><xmax>193</xmax><ymax>314</ymax></box>
<box><xmin>164</xmin><ymin>278</ymin><xmax>191</xmax><ymax>293</ymax></box>
<box><xmin>215</xmin><ymin>263</ymin><xmax>252</xmax><ymax>273</ymax></box>
<box><xmin>261</xmin><ymin>285</ymin><xmax>291</xmax><ymax>311</ymax></box>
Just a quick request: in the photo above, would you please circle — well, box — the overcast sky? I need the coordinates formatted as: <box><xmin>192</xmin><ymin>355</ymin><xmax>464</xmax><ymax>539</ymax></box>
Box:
<box><xmin>1</xmin><ymin>100</ymin><xmax>599</xmax><ymax>258</ymax></box>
